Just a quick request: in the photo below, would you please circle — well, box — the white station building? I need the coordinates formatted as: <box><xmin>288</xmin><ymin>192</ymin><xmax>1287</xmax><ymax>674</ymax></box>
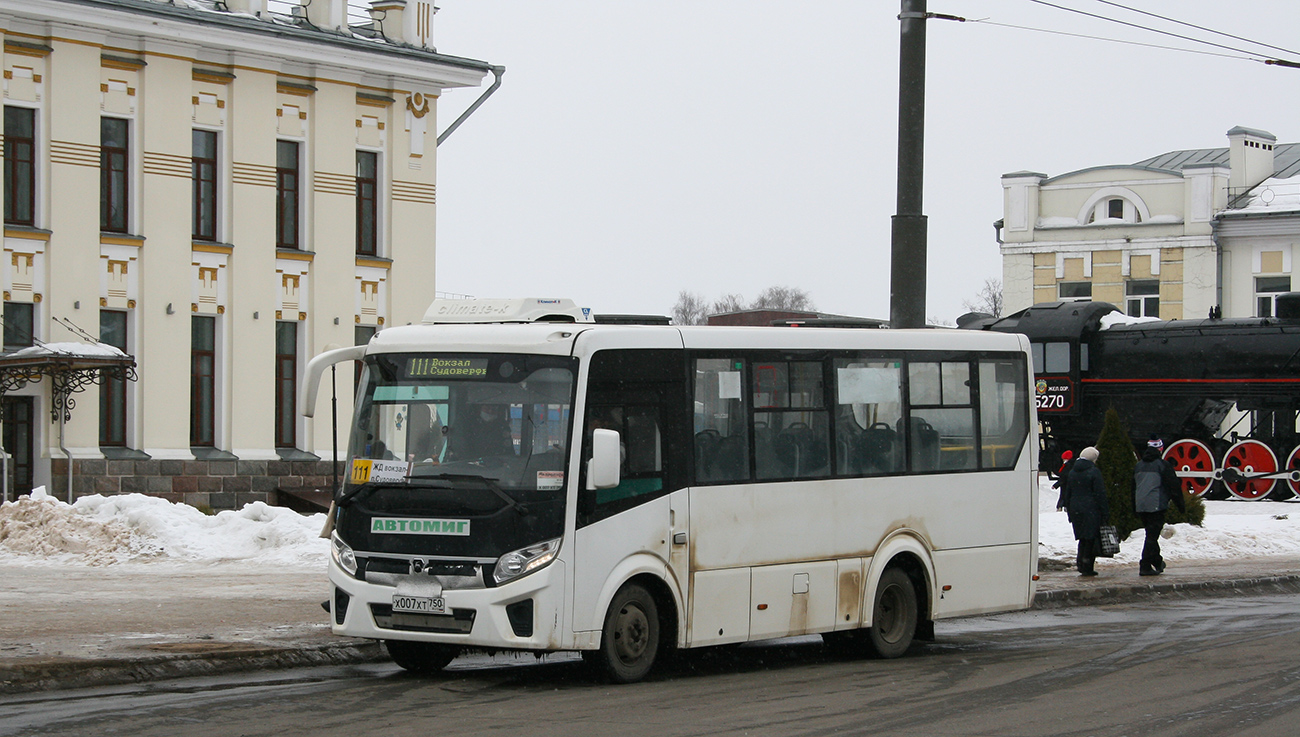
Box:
<box><xmin>0</xmin><ymin>0</ymin><xmax>495</xmax><ymax>505</ymax></box>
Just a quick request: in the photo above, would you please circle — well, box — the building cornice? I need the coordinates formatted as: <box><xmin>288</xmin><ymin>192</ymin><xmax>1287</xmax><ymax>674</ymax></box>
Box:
<box><xmin>1000</xmin><ymin>235</ymin><xmax>1214</xmax><ymax>256</ymax></box>
<box><xmin>0</xmin><ymin>0</ymin><xmax>492</xmax><ymax>90</ymax></box>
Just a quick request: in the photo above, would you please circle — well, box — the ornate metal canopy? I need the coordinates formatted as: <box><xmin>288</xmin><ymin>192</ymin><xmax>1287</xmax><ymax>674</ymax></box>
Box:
<box><xmin>0</xmin><ymin>344</ymin><xmax>138</xmax><ymax>423</ymax></box>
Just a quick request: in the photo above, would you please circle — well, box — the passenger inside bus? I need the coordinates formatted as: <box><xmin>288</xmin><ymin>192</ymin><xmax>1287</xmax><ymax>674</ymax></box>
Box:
<box><xmin>451</xmin><ymin>403</ymin><xmax>515</xmax><ymax>460</ymax></box>
<box><xmin>405</xmin><ymin>403</ymin><xmax>445</xmax><ymax>463</ymax></box>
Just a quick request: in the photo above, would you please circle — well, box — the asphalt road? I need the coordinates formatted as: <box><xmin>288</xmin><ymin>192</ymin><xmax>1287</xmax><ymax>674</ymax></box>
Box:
<box><xmin>3</xmin><ymin>592</ymin><xmax>1298</xmax><ymax>737</ymax></box>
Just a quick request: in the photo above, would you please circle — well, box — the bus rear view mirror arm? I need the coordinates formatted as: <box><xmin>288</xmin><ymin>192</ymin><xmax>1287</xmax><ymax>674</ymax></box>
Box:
<box><xmin>586</xmin><ymin>429</ymin><xmax>621</xmax><ymax>490</ymax></box>
<box><xmin>300</xmin><ymin>345</ymin><xmax>368</xmax><ymax>418</ymax></box>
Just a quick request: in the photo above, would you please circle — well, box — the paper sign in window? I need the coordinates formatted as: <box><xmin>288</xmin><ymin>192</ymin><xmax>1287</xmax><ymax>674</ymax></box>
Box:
<box><xmin>718</xmin><ymin>371</ymin><xmax>742</xmax><ymax>399</ymax></box>
<box><xmin>837</xmin><ymin>367</ymin><xmax>901</xmax><ymax>404</ymax></box>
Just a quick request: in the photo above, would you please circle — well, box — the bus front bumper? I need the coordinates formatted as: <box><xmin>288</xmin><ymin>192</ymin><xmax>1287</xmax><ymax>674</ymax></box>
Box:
<box><xmin>327</xmin><ymin>558</ymin><xmax>568</xmax><ymax>651</ymax></box>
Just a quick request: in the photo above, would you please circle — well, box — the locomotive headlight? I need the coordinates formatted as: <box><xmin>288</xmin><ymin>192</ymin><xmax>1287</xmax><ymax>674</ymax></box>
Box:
<box><xmin>493</xmin><ymin>538</ymin><xmax>560</xmax><ymax>585</ymax></box>
<box><xmin>331</xmin><ymin>532</ymin><xmax>357</xmax><ymax>577</ymax></box>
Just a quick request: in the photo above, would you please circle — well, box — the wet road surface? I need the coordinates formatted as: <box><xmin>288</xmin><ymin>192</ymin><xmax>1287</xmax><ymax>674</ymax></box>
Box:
<box><xmin>3</xmin><ymin>592</ymin><xmax>1297</xmax><ymax>737</ymax></box>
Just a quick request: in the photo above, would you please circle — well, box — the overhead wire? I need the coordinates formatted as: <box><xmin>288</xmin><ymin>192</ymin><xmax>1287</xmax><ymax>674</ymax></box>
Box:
<box><xmin>1091</xmin><ymin>0</ymin><xmax>1300</xmax><ymax>59</ymax></box>
<box><xmin>1025</xmin><ymin>0</ymin><xmax>1298</xmax><ymax>62</ymax></box>
<box><xmin>949</xmin><ymin>1</ymin><xmax>1300</xmax><ymax>69</ymax></box>
<box><xmin>965</xmin><ymin>18</ymin><xmax>1258</xmax><ymax>63</ymax></box>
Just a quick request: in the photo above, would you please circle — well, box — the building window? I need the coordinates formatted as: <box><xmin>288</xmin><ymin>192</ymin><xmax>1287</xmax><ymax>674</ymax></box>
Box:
<box><xmin>1088</xmin><ymin>197</ymin><xmax>1142</xmax><ymax>224</ymax></box>
<box><xmin>3</xmin><ymin>302</ymin><xmax>34</xmax><ymax>351</ymax></box>
<box><xmin>1256</xmin><ymin>276</ymin><xmax>1291</xmax><ymax>317</ymax></box>
<box><xmin>1058</xmin><ymin>281</ymin><xmax>1092</xmax><ymax>301</ymax></box>
<box><xmin>100</xmin><ymin>118</ymin><xmax>129</xmax><ymax>234</ymax></box>
<box><xmin>1126</xmin><ymin>279</ymin><xmax>1160</xmax><ymax>318</ymax></box>
<box><xmin>275</xmin><ymin>321</ymin><xmax>298</xmax><ymax>448</ymax></box>
<box><xmin>192</xmin><ymin>130</ymin><xmax>218</xmax><ymax>241</ymax></box>
<box><xmin>191</xmin><ymin>316</ymin><xmax>216</xmax><ymax>447</ymax></box>
<box><xmin>355</xmin><ymin>325</ymin><xmax>376</xmax><ymax>391</ymax></box>
<box><xmin>4</xmin><ymin>106</ymin><xmax>36</xmax><ymax>227</ymax></box>
<box><xmin>276</xmin><ymin>141</ymin><xmax>300</xmax><ymax>249</ymax></box>
<box><xmin>356</xmin><ymin>151</ymin><xmax>378</xmax><ymax>256</ymax></box>
<box><xmin>100</xmin><ymin>310</ymin><xmax>128</xmax><ymax>446</ymax></box>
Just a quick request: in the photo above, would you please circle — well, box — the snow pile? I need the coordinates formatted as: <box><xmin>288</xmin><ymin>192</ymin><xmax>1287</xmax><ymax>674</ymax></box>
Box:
<box><xmin>1037</xmin><ymin>476</ymin><xmax>1300</xmax><ymax>564</ymax></box>
<box><xmin>0</xmin><ymin>488</ymin><xmax>327</xmax><ymax>567</ymax></box>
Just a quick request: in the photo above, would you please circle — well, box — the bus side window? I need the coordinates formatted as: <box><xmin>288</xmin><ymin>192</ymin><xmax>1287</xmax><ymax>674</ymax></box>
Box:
<box><xmin>694</xmin><ymin>358</ymin><xmax>750</xmax><ymax>484</ymax></box>
<box><xmin>907</xmin><ymin>361</ymin><xmax>977</xmax><ymax>472</ymax></box>
<box><xmin>834</xmin><ymin>358</ymin><xmax>904</xmax><ymax>476</ymax></box>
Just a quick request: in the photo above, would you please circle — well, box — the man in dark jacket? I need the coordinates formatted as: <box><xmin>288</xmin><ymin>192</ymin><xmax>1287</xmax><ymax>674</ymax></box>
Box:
<box><xmin>1132</xmin><ymin>438</ymin><xmax>1186</xmax><ymax>576</ymax></box>
<box><xmin>1058</xmin><ymin>446</ymin><xmax>1108</xmax><ymax>576</ymax></box>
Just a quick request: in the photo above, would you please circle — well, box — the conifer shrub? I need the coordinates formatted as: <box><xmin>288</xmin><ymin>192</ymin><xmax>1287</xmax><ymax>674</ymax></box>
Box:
<box><xmin>1094</xmin><ymin>407</ymin><xmax>1140</xmax><ymax>540</ymax></box>
<box><xmin>1092</xmin><ymin>407</ymin><xmax>1207</xmax><ymax>538</ymax></box>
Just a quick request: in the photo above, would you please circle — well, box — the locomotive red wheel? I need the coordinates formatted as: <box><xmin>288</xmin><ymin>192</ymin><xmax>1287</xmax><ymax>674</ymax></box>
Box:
<box><xmin>1163</xmin><ymin>439</ymin><xmax>1215</xmax><ymax>497</ymax></box>
<box><xmin>1285</xmin><ymin>446</ymin><xmax>1300</xmax><ymax>501</ymax></box>
<box><xmin>1221</xmin><ymin>440</ymin><xmax>1278</xmax><ymax>500</ymax></box>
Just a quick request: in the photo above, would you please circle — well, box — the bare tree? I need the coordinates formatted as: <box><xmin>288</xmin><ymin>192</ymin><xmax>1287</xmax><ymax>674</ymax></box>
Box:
<box><xmin>750</xmin><ymin>286</ymin><xmax>815</xmax><ymax>311</ymax></box>
<box><xmin>673</xmin><ymin>286</ymin><xmax>818</xmax><ymax>324</ymax></box>
<box><xmin>962</xmin><ymin>278</ymin><xmax>1003</xmax><ymax>318</ymax></box>
<box><xmin>711</xmin><ymin>293</ymin><xmax>747</xmax><ymax>315</ymax></box>
<box><xmin>671</xmin><ymin>290</ymin><xmax>709</xmax><ymax>326</ymax></box>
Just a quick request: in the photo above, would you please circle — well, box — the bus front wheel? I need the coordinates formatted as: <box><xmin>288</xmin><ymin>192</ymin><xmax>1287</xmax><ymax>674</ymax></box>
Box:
<box><xmin>866</xmin><ymin>567</ymin><xmax>918</xmax><ymax>658</ymax></box>
<box><xmin>591</xmin><ymin>583</ymin><xmax>660</xmax><ymax>683</ymax></box>
<box><xmin>385</xmin><ymin>640</ymin><xmax>459</xmax><ymax>674</ymax></box>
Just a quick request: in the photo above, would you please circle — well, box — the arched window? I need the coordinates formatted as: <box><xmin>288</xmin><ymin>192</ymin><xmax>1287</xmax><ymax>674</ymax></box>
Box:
<box><xmin>1086</xmin><ymin>197</ymin><xmax>1143</xmax><ymax>224</ymax></box>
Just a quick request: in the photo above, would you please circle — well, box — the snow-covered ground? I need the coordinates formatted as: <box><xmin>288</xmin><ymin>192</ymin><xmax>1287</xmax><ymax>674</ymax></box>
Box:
<box><xmin>1037</xmin><ymin>477</ymin><xmax>1300</xmax><ymax>564</ymax></box>
<box><xmin>0</xmin><ymin>478</ymin><xmax>1297</xmax><ymax>568</ymax></box>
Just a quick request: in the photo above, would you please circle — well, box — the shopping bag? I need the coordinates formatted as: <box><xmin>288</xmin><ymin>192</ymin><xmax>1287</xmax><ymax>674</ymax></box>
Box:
<box><xmin>1099</xmin><ymin>525</ymin><xmax>1120</xmax><ymax>557</ymax></box>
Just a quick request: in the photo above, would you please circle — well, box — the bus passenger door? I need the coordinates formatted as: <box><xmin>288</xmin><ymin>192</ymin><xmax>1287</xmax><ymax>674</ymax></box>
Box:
<box><xmin>571</xmin><ymin>348</ymin><xmax>688</xmax><ymax>637</ymax></box>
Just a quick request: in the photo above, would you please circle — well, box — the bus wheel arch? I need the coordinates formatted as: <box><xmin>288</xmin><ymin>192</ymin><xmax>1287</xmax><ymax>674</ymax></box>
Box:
<box><xmin>587</xmin><ymin>574</ymin><xmax>677</xmax><ymax>683</ymax></box>
<box><xmin>864</xmin><ymin>537</ymin><xmax>935</xmax><ymax>654</ymax></box>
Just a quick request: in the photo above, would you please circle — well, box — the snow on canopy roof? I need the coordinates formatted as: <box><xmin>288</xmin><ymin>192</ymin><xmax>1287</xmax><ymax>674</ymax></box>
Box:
<box><xmin>8</xmin><ymin>342</ymin><xmax>127</xmax><ymax>359</ymax></box>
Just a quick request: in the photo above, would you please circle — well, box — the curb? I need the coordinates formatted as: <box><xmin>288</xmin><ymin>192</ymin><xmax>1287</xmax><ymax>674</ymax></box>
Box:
<box><xmin>1033</xmin><ymin>574</ymin><xmax>1300</xmax><ymax>608</ymax></box>
<box><xmin>0</xmin><ymin>639</ymin><xmax>387</xmax><ymax>696</ymax></box>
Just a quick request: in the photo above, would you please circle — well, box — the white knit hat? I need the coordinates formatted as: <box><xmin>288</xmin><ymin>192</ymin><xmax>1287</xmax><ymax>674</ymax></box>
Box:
<box><xmin>1080</xmin><ymin>446</ymin><xmax>1099</xmax><ymax>462</ymax></box>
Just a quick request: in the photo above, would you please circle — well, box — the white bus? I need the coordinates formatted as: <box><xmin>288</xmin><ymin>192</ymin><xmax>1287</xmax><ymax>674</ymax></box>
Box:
<box><xmin>304</xmin><ymin>298</ymin><xmax>1038</xmax><ymax>683</ymax></box>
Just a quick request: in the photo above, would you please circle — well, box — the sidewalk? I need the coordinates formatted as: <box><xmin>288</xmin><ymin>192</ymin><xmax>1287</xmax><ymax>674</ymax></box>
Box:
<box><xmin>3</xmin><ymin>556</ymin><xmax>1299</xmax><ymax>695</ymax></box>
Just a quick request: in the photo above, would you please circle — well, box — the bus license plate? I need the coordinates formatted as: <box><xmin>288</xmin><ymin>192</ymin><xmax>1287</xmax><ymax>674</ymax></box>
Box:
<box><xmin>392</xmin><ymin>595</ymin><xmax>446</xmax><ymax>614</ymax></box>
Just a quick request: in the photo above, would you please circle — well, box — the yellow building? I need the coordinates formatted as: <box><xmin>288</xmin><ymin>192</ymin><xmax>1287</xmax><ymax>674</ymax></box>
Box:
<box><xmin>0</xmin><ymin>0</ymin><xmax>494</xmax><ymax>505</ymax></box>
<box><xmin>998</xmin><ymin>126</ymin><xmax>1298</xmax><ymax>322</ymax></box>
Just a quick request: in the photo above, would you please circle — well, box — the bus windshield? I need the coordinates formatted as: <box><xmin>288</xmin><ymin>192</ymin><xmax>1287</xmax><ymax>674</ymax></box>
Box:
<box><xmin>351</xmin><ymin>352</ymin><xmax>577</xmax><ymax>493</ymax></box>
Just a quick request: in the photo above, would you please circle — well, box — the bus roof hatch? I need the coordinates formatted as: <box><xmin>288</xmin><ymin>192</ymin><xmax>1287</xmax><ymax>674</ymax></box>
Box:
<box><xmin>422</xmin><ymin>298</ymin><xmax>594</xmax><ymax>325</ymax></box>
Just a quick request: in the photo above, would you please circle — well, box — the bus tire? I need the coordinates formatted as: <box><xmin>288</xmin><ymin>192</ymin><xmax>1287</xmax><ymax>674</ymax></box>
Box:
<box><xmin>385</xmin><ymin>640</ymin><xmax>459</xmax><ymax>674</ymax></box>
<box><xmin>592</xmin><ymin>583</ymin><xmax>660</xmax><ymax>683</ymax></box>
<box><xmin>866</xmin><ymin>567</ymin><xmax>918</xmax><ymax>659</ymax></box>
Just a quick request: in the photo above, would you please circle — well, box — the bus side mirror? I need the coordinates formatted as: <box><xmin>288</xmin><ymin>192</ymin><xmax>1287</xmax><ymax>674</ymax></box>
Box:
<box><xmin>586</xmin><ymin>429</ymin><xmax>621</xmax><ymax>490</ymax></box>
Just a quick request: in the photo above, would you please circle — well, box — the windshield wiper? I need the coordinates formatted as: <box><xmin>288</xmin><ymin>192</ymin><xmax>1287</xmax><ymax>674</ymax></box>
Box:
<box><xmin>336</xmin><ymin>476</ymin><xmax>455</xmax><ymax>508</ymax></box>
<box><xmin>414</xmin><ymin>473</ymin><xmax>531</xmax><ymax>516</ymax></box>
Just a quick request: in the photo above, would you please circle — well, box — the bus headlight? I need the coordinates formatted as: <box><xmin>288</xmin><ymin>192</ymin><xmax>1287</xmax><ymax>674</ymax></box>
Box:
<box><xmin>493</xmin><ymin>538</ymin><xmax>560</xmax><ymax>585</ymax></box>
<box><xmin>331</xmin><ymin>532</ymin><xmax>357</xmax><ymax>577</ymax></box>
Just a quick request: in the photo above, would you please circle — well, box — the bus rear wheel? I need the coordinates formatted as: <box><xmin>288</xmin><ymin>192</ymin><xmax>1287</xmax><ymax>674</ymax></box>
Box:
<box><xmin>385</xmin><ymin>640</ymin><xmax>459</xmax><ymax>674</ymax></box>
<box><xmin>591</xmin><ymin>583</ymin><xmax>660</xmax><ymax>684</ymax></box>
<box><xmin>865</xmin><ymin>567</ymin><xmax>918</xmax><ymax>659</ymax></box>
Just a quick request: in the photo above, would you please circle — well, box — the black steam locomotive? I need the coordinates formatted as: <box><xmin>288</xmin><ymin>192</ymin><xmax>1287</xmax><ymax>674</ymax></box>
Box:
<box><xmin>961</xmin><ymin>295</ymin><xmax>1300</xmax><ymax>501</ymax></box>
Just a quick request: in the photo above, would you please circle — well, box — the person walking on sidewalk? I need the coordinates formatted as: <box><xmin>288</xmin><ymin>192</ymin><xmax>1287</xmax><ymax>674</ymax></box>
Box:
<box><xmin>1051</xmin><ymin>449</ymin><xmax>1075</xmax><ymax>511</ymax></box>
<box><xmin>1133</xmin><ymin>437</ymin><xmax>1186</xmax><ymax>576</ymax></box>
<box><xmin>1059</xmin><ymin>446</ymin><xmax>1108</xmax><ymax>576</ymax></box>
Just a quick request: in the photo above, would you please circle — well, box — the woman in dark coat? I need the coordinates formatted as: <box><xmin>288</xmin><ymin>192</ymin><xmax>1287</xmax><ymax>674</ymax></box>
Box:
<box><xmin>1058</xmin><ymin>446</ymin><xmax>1108</xmax><ymax>576</ymax></box>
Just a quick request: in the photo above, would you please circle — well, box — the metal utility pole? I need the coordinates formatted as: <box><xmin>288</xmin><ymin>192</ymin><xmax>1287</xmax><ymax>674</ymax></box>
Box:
<box><xmin>891</xmin><ymin>0</ymin><xmax>928</xmax><ymax>329</ymax></box>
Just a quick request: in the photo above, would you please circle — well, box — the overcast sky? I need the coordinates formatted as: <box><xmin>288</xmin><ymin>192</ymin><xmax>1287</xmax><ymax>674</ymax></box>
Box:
<box><xmin>427</xmin><ymin>1</ymin><xmax>1300</xmax><ymax>323</ymax></box>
